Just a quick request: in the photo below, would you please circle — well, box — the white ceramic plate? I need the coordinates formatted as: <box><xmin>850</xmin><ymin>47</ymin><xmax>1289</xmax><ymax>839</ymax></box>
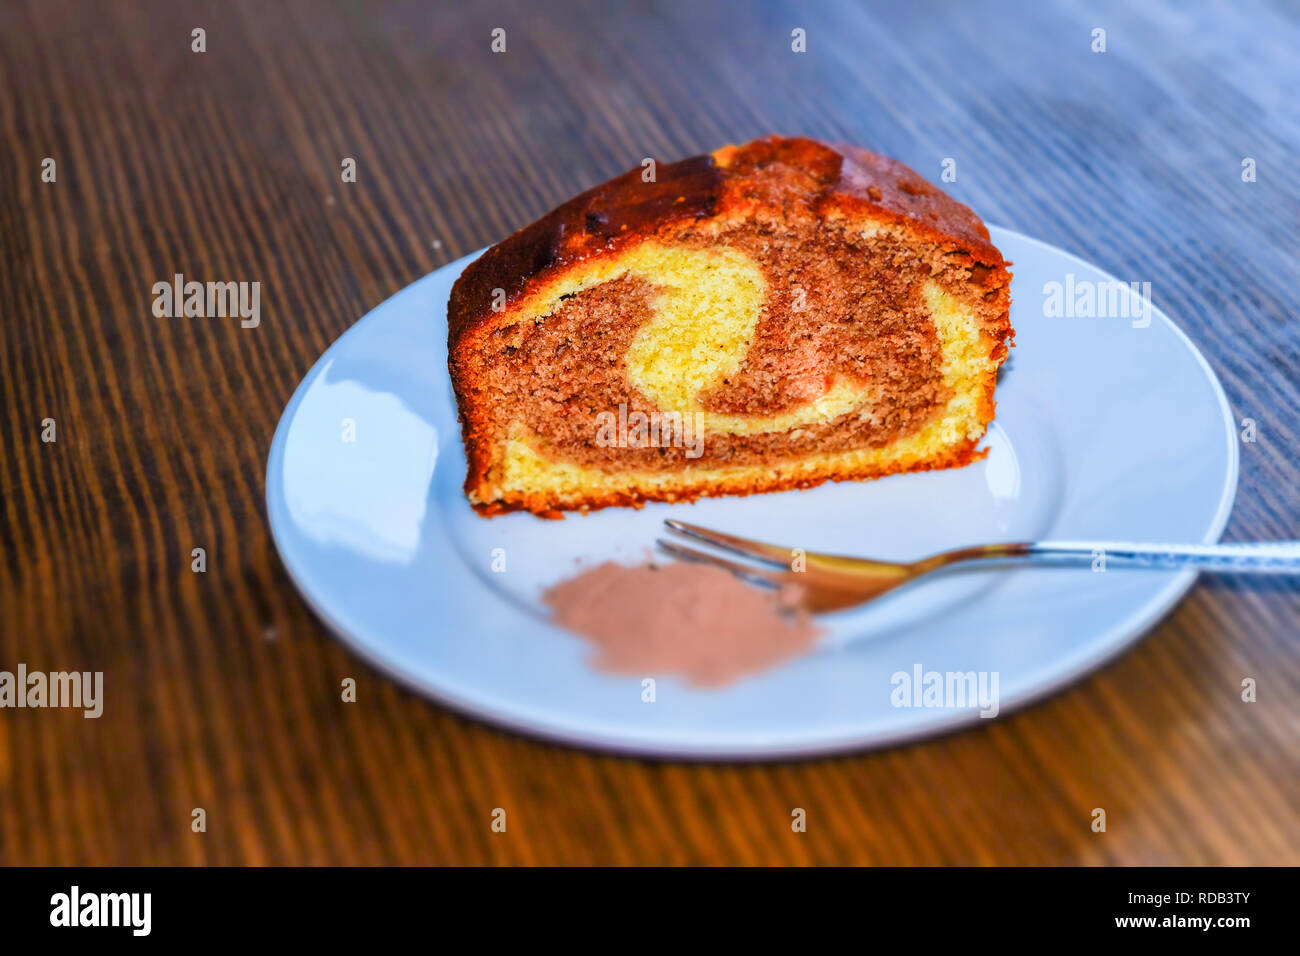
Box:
<box><xmin>265</xmin><ymin>227</ymin><xmax>1237</xmax><ymax>758</ymax></box>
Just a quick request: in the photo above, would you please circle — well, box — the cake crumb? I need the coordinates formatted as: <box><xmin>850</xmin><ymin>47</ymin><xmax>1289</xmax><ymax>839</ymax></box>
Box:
<box><xmin>542</xmin><ymin>560</ymin><xmax>823</xmax><ymax>687</ymax></box>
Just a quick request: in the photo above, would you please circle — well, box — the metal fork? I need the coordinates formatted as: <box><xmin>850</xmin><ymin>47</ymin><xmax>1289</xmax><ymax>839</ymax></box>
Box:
<box><xmin>658</xmin><ymin>519</ymin><xmax>1300</xmax><ymax>614</ymax></box>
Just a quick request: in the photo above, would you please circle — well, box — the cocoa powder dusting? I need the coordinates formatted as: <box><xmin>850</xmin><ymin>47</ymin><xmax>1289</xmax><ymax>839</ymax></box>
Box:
<box><xmin>542</xmin><ymin>560</ymin><xmax>823</xmax><ymax>686</ymax></box>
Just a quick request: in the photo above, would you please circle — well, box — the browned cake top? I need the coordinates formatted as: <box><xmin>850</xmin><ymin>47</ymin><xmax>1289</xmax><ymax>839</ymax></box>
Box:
<box><xmin>447</xmin><ymin>136</ymin><xmax>1005</xmax><ymax>349</ymax></box>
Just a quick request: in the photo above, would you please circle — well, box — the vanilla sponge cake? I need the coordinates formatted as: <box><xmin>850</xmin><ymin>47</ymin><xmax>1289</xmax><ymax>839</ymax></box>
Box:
<box><xmin>448</xmin><ymin>136</ymin><xmax>1013</xmax><ymax>517</ymax></box>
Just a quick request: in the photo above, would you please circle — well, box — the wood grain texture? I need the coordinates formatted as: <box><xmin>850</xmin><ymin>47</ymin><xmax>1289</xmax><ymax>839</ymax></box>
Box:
<box><xmin>1</xmin><ymin>0</ymin><xmax>1297</xmax><ymax>865</ymax></box>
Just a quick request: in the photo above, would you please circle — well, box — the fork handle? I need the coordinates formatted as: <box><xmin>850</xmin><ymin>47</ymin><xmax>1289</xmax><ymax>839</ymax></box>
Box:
<box><xmin>981</xmin><ymin>541</ymin><xmax>1300</xmax><ymax>573</ymax></box>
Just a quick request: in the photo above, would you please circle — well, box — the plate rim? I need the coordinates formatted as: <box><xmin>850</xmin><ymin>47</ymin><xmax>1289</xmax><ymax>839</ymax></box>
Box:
<box><xmin>264</xmin><ymin>225</ymin><xmax>1239</xmax><ymax>760</ymax></box>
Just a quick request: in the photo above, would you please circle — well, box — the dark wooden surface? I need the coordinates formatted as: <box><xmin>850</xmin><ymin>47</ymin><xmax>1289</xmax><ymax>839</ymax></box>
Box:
<box><xmin>2</xmin><ymin>0</ymin><xmax>1297</xmax><ymax>865</ymax></box>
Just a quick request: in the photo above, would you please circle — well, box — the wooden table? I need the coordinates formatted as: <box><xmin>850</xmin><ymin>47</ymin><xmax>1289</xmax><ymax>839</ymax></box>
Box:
<box><xmin>2</xmin><ymin>0</ymin><xmax>1296</xmax><ymax>865</ymax></box>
